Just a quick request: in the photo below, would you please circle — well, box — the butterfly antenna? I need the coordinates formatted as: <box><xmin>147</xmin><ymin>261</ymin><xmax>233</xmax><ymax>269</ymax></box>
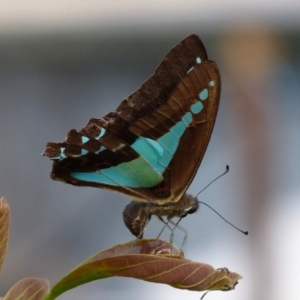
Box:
<box><xmin>195</xmin><ymin>165</ymin><xmax>229</xmax><ymax>198</ymax></box>
<box><xmin>199</xmin><ymin>201</ymin><xmax>248</xmax><ymax>235</ymax></box>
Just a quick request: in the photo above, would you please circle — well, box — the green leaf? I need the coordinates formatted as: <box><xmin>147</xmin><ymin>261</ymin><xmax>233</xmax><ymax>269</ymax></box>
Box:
<box><xmin>45</xmin><ymin>239</ymin><xmax>242</xmax><ymax>300</ymax></box>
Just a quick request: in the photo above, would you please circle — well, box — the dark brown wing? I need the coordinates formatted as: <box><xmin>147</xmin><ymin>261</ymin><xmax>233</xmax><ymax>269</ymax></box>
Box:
<box><xmin>43</xmin><ymin>34</ymin><xmax>220</xmax><ymax>204</ymax></box>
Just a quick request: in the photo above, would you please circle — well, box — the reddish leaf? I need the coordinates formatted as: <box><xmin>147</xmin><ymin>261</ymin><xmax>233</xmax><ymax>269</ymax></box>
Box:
<box><xmin>45</xmin><ymin>239</ymin><xmax>242</xmax><ymax>300</ymax></box>
<box><xmin>0</xmin><ymin>197</ymin><xmax>10</xmax><ymax>272</ymax></box>
<box><xmin>3</xmin><ymin>278</ymin><xmax>49</xmax><ymax>300</ymax></box>
<box><xmin>207</xmin><ymin>268</ymin><xmax>242</xmax><ymax>291</ymax></box>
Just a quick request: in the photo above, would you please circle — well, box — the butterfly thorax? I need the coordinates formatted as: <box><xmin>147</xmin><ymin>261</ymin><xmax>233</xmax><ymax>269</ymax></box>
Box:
<box><xmin>122</xmin><ymin>193</ymin><xmax>198</xmax><ymax>238</ymax></box>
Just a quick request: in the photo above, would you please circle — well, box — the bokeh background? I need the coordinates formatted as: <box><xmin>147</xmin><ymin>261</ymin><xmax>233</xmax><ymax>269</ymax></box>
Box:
<box><xmin>0</xmin><ymin>1</ymin><xmax>300</xmax><ymax>299</ymax></box>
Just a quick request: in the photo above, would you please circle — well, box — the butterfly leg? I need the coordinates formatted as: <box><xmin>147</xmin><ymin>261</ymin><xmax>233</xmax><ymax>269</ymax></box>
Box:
<box><xmin>135</xmin><ymin>217</ymin><xmax>151</xmax><ymax>240</ymax></box>
<box><xmin>156</xmin><ymin>216</ymin><xmax>173</xmax><ymax>239</ymax></box>
<box><xmin>167</xmin><ymin>217</ymin><xmax>188</xmax><ymax>249</ymax></box>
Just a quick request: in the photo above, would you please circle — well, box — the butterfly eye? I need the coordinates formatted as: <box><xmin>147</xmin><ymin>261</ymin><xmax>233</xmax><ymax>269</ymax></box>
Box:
<box><xmin>188</xmin><ymin>202</ymin><xmax>199</xmax><ymax>215</ymax></box>
<box><xmin>182</xmin><ymin>202</ymin><xmax>199</xmax><ymax>217</ymax></box>
<box><xmin>178</xmin><ymin>200</ymin><xmax>200</xmax><ymax>219</ymax></box>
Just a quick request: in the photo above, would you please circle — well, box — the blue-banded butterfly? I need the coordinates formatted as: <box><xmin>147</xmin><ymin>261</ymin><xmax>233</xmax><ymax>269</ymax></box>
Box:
<box><xmin>43</xmin><ymin>34</ymin><xmax>220</xmax><ymax>238</ymax></box>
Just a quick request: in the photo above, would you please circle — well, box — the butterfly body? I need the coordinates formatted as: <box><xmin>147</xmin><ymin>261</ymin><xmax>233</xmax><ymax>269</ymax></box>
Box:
<box><xmin>123</xmin><ymin>193</ymin><xmax>198</xmax><ymax>237</ymax></box>
<box><xmin>43</xmin><ymin>34</ymin><xmax>220</xmax><ymax>237</ymax></box>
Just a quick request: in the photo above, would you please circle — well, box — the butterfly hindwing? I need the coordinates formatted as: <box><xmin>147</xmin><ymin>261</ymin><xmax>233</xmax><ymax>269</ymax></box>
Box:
<box><xmin>43</xmin><ymin>34</ymin><xmax>220</xmax><ymax>205</ymax></box>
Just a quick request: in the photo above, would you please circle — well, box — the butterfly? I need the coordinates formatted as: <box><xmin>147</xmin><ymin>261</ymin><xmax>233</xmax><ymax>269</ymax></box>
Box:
<box><xmin>43</xmin><ymin>34</ymin><xmax>220</xmax><ymax>238</ymax></box>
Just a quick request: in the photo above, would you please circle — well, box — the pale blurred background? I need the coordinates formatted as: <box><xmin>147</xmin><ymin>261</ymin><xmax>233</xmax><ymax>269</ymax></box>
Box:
<box><xmin>0</xmin><ymin>1</ymin><xmax>300</xmax><ymax>300</ymax></box>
